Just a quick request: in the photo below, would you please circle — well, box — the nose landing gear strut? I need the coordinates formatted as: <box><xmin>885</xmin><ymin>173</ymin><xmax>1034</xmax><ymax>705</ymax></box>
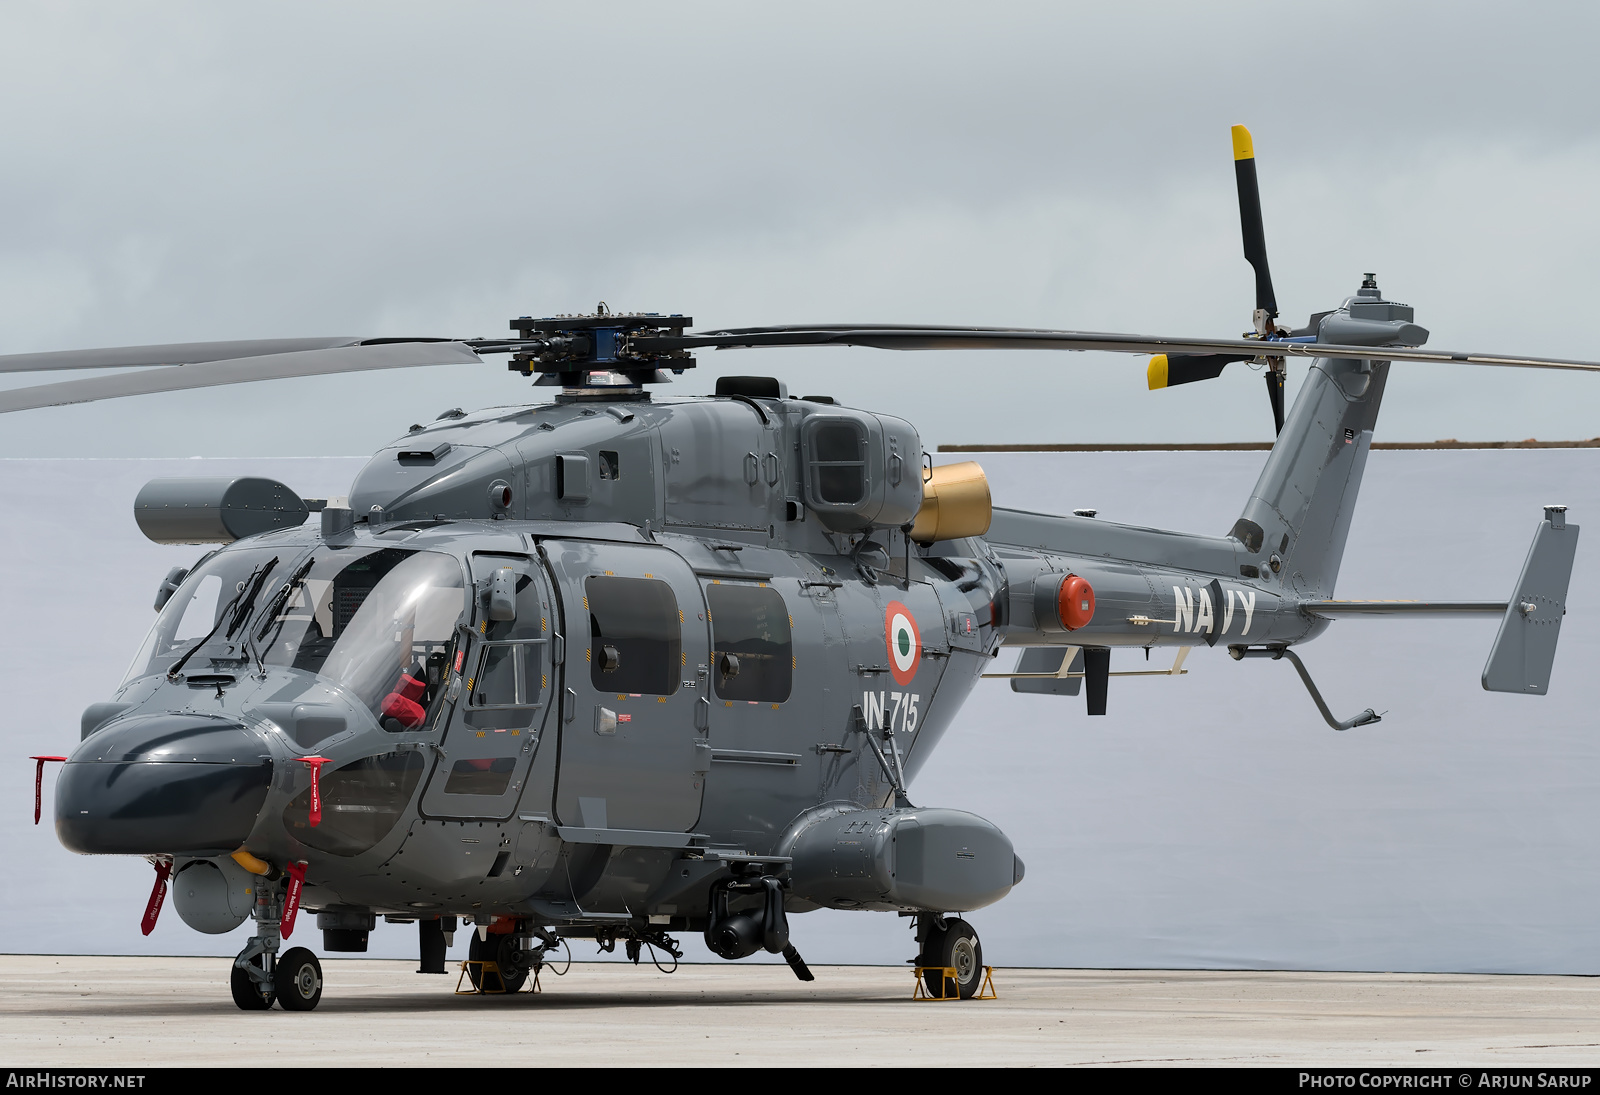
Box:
<box><xmin>231</xmin><ymin>884</ymin><xmax>280</xmax><ymax>1011</ymax></box>
<box><xmin>228</xmin><ymin>859</ymin><xmax>325</xmax><ymax>1011</ymax></box>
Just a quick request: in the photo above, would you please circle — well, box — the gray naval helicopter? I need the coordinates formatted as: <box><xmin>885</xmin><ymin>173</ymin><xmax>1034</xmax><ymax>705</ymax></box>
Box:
<box><xmin>17</xmin><ymin>127</ymin><xmax>1586</xmax><ymax>1010</ymax></box>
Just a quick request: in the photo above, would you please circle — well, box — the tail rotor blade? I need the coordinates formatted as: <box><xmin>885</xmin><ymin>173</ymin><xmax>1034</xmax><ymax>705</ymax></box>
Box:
<box><xmin>1232</xmin><ymin>125</ymin><xmax>1277</xmax><ymax>324</ymax></box>
<box><xmin>1148</xmin><ymin>352</ymin><xmax>1253</xmax><ymax>390</ymax></box>
<box><xmin>1265</xmin><ymin>368</ymin><xmax>1285</xmax><ymax>434</ymax></box>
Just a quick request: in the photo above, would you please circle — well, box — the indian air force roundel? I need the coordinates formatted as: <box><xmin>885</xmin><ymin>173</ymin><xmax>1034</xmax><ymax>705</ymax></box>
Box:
<box><xmin>884</xmin><ymin>600</ymin><xmax>921</xmax><ymax>686</ymax></box>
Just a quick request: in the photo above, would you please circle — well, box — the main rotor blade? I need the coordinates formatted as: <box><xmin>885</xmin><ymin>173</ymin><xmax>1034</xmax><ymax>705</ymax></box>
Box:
<box><xmin>661</xmin><ymin>325</ymin><xmax>1600</xmax><ymax>373</ymax></box>
<box><xmin>1232</xmin><ymin>125</ymin><xmax>1277</xmax><ymax>321</ymax></box>
<box><xmin>0</xmin><ymin>341</ymin><xmax>481</xmax><ymax>415</ymax></box>
<box><xmin>0</xmin><ymin>337</ymin><xmax>377</xmax><ymax>374</ymax></box>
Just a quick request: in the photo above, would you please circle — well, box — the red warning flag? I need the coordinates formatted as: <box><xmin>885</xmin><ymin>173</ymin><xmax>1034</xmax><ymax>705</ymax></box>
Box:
<box><xmin>298</xmin><ymin>756</ymin><xmax>331</xmax><ymax>826</ymax></box>
<box><xmin>140</xmin><ymin>859</ymin><xmax>172</xmax><ymax>937</ymax></box>
<box><xmin>281</xmin><ymin>860</ymin><xmax>308</xmax><ymax>939</ymax></box>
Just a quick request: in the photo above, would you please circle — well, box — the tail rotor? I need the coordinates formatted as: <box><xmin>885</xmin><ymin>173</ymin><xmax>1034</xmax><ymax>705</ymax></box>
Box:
<box><xmin>1147</xmin><ymin>124</ymin><xmax>1290</xmax><ymax>434</ymax></box>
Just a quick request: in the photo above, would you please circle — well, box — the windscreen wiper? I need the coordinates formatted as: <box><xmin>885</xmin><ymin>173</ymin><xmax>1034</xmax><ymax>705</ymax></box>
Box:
<box><xmin>225</xmin><ymin>558</ymin><xmax>279</xmax><ymax>641</ymax></box>
<box><xmin>254</xmin><ymin>555</ymin><xmax>316</xmax><ymax>649</ymax></box>
<box><xmin>249</xmin><ymin>555</ymin><xmax>316</xmax><ymax>676</ymax></box>
<box><xmin>166</xmin><ymin>557</ymin><xmax>278</xmax><ymax>683</ymax></box>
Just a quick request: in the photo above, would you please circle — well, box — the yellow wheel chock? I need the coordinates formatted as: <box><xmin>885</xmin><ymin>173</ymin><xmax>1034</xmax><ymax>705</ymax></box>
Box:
<box><xmin>912</xmin><ymin>964</ymin><xmax>997</xmax><ymax>1000</ymax></box>
<box><xmin>455</xmin><ymin>959</ymin><xmax>542</xmax><ymax>995</ymax></box>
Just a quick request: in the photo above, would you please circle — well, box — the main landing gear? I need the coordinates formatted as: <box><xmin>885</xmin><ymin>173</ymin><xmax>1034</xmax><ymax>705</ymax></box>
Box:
<box><xmin>465</xmin><ymin>923</ymin><xmax>569</xmax><ymax>992</ymax></box>
<box><xmin>915</xmin><ymin>914</ymin><xmax>984</xmax><ymax>1000</ymax></box>
<box><xmin>467</xmin><ymin>928</ymin><xmax>531</xmax><ymax>993</ymax></box>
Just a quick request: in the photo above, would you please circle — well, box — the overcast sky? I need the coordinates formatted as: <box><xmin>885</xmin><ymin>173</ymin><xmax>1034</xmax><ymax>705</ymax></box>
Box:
<box><xmin>3</xmin><ymin>1</ymin><xmax>1600</xmax><ymax>457</ymax></box>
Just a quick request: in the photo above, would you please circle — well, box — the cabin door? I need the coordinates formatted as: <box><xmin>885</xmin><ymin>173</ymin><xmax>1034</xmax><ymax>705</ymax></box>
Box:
<box><xmin>542</xmin><ymin>539</ymin><xmax>710</xmax><ymax>835</ymax></box>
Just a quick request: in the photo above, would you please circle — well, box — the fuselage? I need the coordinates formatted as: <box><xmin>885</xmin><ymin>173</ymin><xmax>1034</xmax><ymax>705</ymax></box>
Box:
<box><xmin>59</xmin><ymin>388</ymin><xmax>1329</xmax><ymax>933</ymax></box>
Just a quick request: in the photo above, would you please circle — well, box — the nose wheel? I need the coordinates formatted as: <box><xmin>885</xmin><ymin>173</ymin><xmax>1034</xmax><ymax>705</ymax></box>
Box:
<box><xmin>230</xmin><ymin>954</ymin><xmax>273</xmax><ymax>1010</ymax></box>
<box><xmin>274</xmin><ymin>947</ymin><xmax>323</xmax><ymax>1010</ymax></box>
<box><xmin>230</xmin><ymin>948</ymin><xmax>324</xmax><ymax>1010</ymax></box>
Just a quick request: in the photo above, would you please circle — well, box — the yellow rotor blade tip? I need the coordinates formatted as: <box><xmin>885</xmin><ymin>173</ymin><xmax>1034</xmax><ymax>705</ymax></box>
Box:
<box><xmin>1148</xmin><ymin>354</ymin><xmax>1169</xmax><ymax>390</ymax></box>
<box><xmin>1231</xmin><ymin>125</ymin><xmax>1254</xmax><ymax>161</ymax></box>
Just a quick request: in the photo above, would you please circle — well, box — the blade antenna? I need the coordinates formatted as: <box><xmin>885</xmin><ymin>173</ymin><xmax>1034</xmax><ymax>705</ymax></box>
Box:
<box><xmin>1233</xmin><ymin>124</ymin><xmax>1286</xmax><ymax>434</ymax></box>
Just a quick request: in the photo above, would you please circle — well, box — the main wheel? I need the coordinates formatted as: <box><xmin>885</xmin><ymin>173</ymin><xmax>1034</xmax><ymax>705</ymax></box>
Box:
<box><xmin>467</xmin><ymin>931</ymin><xmax>528</xmax><ymax>993</ymax></box>
<box><xmin>920</xmin><ymin>917</ymin><xmax>984</xmax><ymax>1000</ymax></box>
<box><xmin>274</xmin><ymin>947</ymin><xmax>323</xmax><ymax>1011</ymax></box>
<box><xmin>230</xmin><ymin>955</ymin><xmax>273</xmax><ymax>1011</ymax></box>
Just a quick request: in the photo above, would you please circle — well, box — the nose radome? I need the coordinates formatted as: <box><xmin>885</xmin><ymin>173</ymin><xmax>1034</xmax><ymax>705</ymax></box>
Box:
<box><xmin>55</xmin><ymin>713</ymin><xmax>274</xmax><ymax>856</ymax></box>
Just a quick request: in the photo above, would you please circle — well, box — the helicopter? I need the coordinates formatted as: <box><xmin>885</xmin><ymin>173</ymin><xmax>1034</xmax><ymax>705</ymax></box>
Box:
<box><xmin>15</xmin><ymin>126</ymin><xmax>1585</xmax><ymax>1010</ymax></box>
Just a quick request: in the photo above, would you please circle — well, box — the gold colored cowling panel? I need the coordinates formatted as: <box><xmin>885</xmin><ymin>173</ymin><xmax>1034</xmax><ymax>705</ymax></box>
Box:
<box><xmin>910</xmin><ymin>461</ymin><xmax>992</xmax><ymax>543</ymax></box>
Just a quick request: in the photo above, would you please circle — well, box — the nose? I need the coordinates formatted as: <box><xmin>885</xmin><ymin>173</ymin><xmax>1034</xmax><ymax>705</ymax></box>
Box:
<box><xmin>56</xmin><ymin>714</ymin><xmax>274</xmax><ymax>855</ymax></box>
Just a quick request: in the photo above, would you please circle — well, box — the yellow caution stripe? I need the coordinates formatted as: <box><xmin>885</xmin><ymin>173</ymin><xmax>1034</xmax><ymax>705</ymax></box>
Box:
<box><xmin>1147</xmin><ymin>354</ymin><xmax>1169</xmax><ymax>390</ymax></box>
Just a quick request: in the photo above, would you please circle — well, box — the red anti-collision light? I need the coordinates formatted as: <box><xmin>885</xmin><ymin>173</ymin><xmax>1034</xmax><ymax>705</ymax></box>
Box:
<box><xmin>1058</xmin><ymin>575</ymin><xmax>1095</xmax><ymax>631</ymax></box>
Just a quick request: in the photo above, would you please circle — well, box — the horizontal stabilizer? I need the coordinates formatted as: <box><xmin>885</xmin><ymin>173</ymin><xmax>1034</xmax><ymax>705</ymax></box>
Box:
<box><xmin>1482</xmin><ymin>506</ymin><xmax>1578</xmax><ymax>695</ymax></box>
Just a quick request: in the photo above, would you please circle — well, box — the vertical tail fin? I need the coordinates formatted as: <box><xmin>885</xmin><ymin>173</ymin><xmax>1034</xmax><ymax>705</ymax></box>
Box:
<box><xmin>1230</xmin><ymin>274</ymin><xmax>1428</xmax><ymax>598</ymax></box>
<box><xmin>1482</xmin><ymin>506</ymin><xmax>1579</xmax><ymax>694</ymax></box>
<box><xmin>1231</xmin><ymin>354</ymin><xmax>1389</xmax><ymax>598</ymax></box>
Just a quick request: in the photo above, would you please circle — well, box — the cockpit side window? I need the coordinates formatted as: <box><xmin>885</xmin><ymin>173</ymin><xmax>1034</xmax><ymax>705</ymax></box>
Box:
<box><xmin>585</xmin><ymin>576</ymin><xmax>681</xmax><ymax>696</ymax></box>
<box><xmin>464</xmin><ymin>640</ymin><xmax>544</xmax><ymax>730</ymax></box>
<box><xmin>464</xmin><ymin>556</ymin><xmax>550</xmax><ymax>730</ymax></box>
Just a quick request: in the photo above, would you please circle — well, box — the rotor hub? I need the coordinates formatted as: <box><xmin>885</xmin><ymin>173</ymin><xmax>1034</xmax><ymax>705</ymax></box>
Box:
<box><xmin>500</xmin><ymin>306</ymin><xmax>695</xmax><ymax>400</ymax></box>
